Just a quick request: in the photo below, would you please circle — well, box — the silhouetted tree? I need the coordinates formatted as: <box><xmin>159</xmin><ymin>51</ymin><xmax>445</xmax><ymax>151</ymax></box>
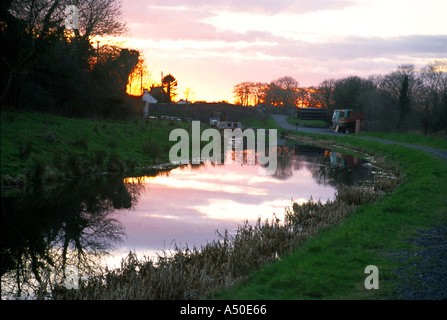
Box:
<box><xmin>264</xmin><ymin>76</ymin><xmax>299</xmax><ymax>111</ymax></box>
<box><xmin>315</xmin><ymin>79</ymin><xmax>335</xmax><ymax>109</ymax></box>
<box><xmin>419</xmin><ymin>61</ymin><xmax>447</xmax><ymax>133</ymax></box>
<box><xmin>399</xmin><ymin>74</ymin><xmax>410</xmax><ymax>127</ymax></box>
<box><xmin>233</xmin><ymin>82</ymin><xmax>253</xmax><ymax>106</ymax></box>
<box><xmin>162</xmin><ymin>74</ymin><xmax>178</xmax><ymax>102</ymax></box>
<box><xmin>252</xmin><ymin>82</ymin><xmax>268</xmax><ymax>106</ymax></box>
<box><xmin>1</xmin><ymin>0</ymin><xmax>139</xmax><ymax>119</ymax></box>
<box><xmin>69</xmin><ymin>0</ymin><xmax>127</xmax><ymax>40</ymax></box>
<box><xmin>332</xmin><ymin>76</ymin><xmax>375</xmax><ymax>110</ymax></box>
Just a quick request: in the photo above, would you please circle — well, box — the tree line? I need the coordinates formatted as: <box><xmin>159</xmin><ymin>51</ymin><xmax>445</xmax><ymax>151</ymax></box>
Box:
<box><xmin>233</xmin><ymin>61</ymin><xmax>447</xmax><ymax>134</ymax></box>
<box><xmin>0</xmin><ymin>0</ymin><xmax>141</xmax><ymax>119</ymax></box>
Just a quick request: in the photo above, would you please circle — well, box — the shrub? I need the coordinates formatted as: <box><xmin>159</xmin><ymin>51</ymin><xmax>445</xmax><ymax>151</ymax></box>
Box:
<box><xmin>142</xmin><ymin>139</ymin><xmax>162</xmax><ymax>160</ymax></box>
<box><xmin>66</xmin><ymin>152</ymin><xmax>84</xmax><ymax>177</ymax></box>
<box><xmin>107</xmin><ymin>152</ymin><xmax>126</xmax><ymax>173</ymax></box>
<box><xmin>19</xmin><ymin>139</ymin><xmax>32</xmax><ymax>159</ymax></box>
<box><xmin>28</xmin><ymin>156</ymin><xmax>46</xmax><ymax>183</ymax></box>
<box><xmin>92</xmin><ymin>149</ymin><xmax>108</xmax><ymax>167</ymax></box>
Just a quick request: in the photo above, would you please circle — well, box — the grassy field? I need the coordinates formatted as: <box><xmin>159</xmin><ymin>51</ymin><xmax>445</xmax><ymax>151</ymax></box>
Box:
<box><xmin>213</xmin><ymin>129</ymin><xmax>447</xmax><ymax>299</ymax></box>
<box><xmin>241</xmin><ymin>115</ymin><xmax>283</xmax><ymax>130</ymax></box>
<box><xmin>0</xmin><ymin>111</ymin><xmax>193</xmax><ymax>185</ymax></box>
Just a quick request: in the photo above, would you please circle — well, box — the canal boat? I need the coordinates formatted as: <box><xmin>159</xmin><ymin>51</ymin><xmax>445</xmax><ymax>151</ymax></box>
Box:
<box><xmin>332</xmin><ymin>109</ymin><xmax>366</xmax><ymax>133</ymax></box>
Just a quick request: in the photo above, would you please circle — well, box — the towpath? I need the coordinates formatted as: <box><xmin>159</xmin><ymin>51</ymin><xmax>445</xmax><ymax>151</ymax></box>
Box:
<box><xmin>270</xmin><ymin>114</ymin><xmax>447</xmax><ymax>161</ymax></box>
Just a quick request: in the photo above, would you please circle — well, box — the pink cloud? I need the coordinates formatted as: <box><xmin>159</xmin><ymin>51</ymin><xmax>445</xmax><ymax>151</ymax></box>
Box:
<box><xmin>120</xmin><ymin>0</ymin><xmax>447</xmax><ymax>101</ymax></box>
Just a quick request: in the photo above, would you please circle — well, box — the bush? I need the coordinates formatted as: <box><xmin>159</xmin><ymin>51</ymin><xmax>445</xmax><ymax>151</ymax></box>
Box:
<box><xmin>27</xmin><ymin>156</ymin><xmax>46</xmax><ymax>183</ymax></box>
<box><xmin>19</xmin><ymin>139</ymin><xmax>32</xmax><ymax>159</ymax></box>
<box><xmin>107</xmin><ymin>152</ymin><xmax>126</xmax><ymax>173</ymax></box>
<box><xmin>66</xmin><ymin>152</ymin><xmax>84</xmax><ymax>177</ymax></box>
<box><xmin>92</xmin><ymin>149</ymin><xmax>108</xmax><ymax>167</ymax></box>
<box><xmin>142</xmin><ymin>139</ymin><xmax>162</xmax><ymax>159</ymax></box>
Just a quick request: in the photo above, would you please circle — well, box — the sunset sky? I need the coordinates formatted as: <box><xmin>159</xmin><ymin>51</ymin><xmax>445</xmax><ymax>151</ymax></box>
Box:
<box><xmin>110</xmin><ymin>0</ymin><xmax>447</xmax><ymax>102</ymax></box>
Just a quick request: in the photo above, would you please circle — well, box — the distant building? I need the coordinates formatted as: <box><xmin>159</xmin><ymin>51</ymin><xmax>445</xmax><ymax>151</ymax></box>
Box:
<box><xmin>148</xmin><ymin>85</ymin><xmax>170</xmax><ymax>103</ymax></box>
<box><xmin>142</xmin><ymin>89</ymin><xmax>157</xmax><ymax>117</ymax></box>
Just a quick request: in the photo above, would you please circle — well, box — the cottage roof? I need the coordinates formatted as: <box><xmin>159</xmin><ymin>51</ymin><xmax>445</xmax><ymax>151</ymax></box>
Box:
<box><xmin>142</xmin><ymin>91</ymin><xmax>158</xmax><ymax>103</ymax></box>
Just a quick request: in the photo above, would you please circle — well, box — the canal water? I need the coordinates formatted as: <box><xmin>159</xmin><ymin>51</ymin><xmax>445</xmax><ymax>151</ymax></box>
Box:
<box><xmin>1</xmin><ymin>144</ymin><xmax>375</xmax><ymax>299</ymax></box>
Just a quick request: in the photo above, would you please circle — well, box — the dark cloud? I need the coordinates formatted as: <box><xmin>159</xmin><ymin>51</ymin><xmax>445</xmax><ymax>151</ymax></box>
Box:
<box><xmin>320</xmin><ymin>35</ymin><xmax>447</xmax><ymax>60</ymax></box>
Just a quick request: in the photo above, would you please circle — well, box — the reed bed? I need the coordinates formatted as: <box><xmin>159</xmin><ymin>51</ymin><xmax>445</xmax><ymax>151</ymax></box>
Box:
<box><xmin>52</xmin><ymin>169</ymin><xmax>398</xmax><ymax>300</ymax></box>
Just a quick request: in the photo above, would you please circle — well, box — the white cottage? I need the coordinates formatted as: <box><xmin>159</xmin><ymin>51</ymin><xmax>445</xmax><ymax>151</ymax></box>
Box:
<box><xmin>142</xmin><ymin>89</ymin><xmax>158</xmax><ymax>117</ymax></box>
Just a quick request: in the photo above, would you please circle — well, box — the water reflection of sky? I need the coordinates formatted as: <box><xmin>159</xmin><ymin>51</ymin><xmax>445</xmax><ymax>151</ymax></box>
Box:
<box><xmin>107</xmin><ymin>159</ymin><xmax>337</xmax><ymax>267</ymax></box>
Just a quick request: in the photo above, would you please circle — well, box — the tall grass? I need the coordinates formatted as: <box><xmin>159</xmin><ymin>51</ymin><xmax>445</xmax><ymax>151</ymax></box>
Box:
<box><xmin>52</xmin><ymin>170</ymin><xmax>395</xmax><ymax>300</ymax></box>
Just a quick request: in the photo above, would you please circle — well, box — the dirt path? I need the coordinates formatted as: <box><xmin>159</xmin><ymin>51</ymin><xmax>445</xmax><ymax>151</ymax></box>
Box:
<box><xmin>270</xmin><ymin>114</ymin><xmax>447</xmax><ymax>161</ymax></box>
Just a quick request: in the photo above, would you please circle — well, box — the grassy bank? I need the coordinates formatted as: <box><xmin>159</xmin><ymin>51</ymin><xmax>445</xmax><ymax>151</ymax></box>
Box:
<box><xmin>0</xmin><ymin>111</ymin><xmax>192</xmax><ymax>185</ymax></box>
<box><xmin>241</xmin><ymin>115</ymin><xmax>283</xmax><ymax>130</ymax></box>
<box><xmin>355</xmin><ymin>131</ymin><xmax>447</xmax><ymax>150</ymax></box>
<box><xmin>213</xmin><ymin>131</ymin><xmax>447</xmax><ymax>299</ymax></box>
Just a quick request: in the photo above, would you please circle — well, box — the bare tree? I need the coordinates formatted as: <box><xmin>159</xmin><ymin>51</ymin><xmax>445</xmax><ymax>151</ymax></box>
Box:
<box><xmin>183</xmin><ymin>87</ymin><xmax>194</xmax><ymax>102</ymax></box>
<box><xmin>380</xmin><ymin>65</ymin><xmax>423</xmax><ymax>106</ymax></box>
<box><xmin>68</xmin><ymin>0</ymin><xmax>127</xmax><ymax>40</ymax></box>
<box><xmin>127</xmin><ymin>57</ymin><xmax>151</xmax><ymax>95</ymax></box>
<box><xmin>379</xmin><ymin>64</ymin><xmax>423</xmax><ymax>129</ymax></box>
<box><xmin>252</xmin><ymin>82</ymin><xmax>268</xmax><ymax>106</ymax></box>
<box><xmin>233</xmin><ymin>81</ymin><xmax>254</xmax><ymax>106</ymax></box>
<box><xmin>8</xmin><ymin>0</ymin><xmax>126</xmax><ymax>40</ymax></box>
<box><xmin>420</xmin><ymin>60</ymin><xmax>447</xmax><ymax>133</ymax></box>
<box><xmin>296</xmin><ymin>88</ymin><xmax>308</xmax><ymax>108</ymax></box>
<box><xmin>316</xmin><ymin>79</ymin><xmax>335</xmax><ymax>109</ymax></box>
<box><xmin>265</xmin><ymin>76</ymin><xmax>299</xmax><ymax>109</ymax></box>
<box><xmin>8</xmin><ymin>0</ymin><xmax>65</xmax><ymax>34</ymax></box>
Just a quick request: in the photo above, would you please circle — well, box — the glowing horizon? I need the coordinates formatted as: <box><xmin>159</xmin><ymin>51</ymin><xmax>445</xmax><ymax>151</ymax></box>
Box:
<box><xmin>111</xmin><ymin>0</ymin><xmax>447</xmax><ymax>103</ymax></box>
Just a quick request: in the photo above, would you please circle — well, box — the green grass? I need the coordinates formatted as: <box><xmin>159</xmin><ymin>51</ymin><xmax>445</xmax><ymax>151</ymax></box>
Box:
<box><xmin>355</xmin><ymin>131</ymin><xmax>447</xmax><ymax>150</ymax></box>
<box><xmin>213</xmin><ymin>128</ymin><xmax>447</xmax><ymax>299</ymax></box>
<box><xmin>241</xmin><ymin>115</ymin><xmax>283</xmax><ymax>130</ymax></box>
<box><xmin>1</xmin><ymin>111</ymin><xmax>192</xmax><ymax>184</ymax></box>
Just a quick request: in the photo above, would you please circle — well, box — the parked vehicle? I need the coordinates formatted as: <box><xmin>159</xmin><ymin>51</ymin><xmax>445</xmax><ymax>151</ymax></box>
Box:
<box><xmin>217</xmin><ymin>121</ymin><xmax>242</xmax><ymax>129</ymax></box>
<box><xmin>210</xmin><ymin>117</ymin><xmax>220</xmax><ymax>127</ymax></box>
